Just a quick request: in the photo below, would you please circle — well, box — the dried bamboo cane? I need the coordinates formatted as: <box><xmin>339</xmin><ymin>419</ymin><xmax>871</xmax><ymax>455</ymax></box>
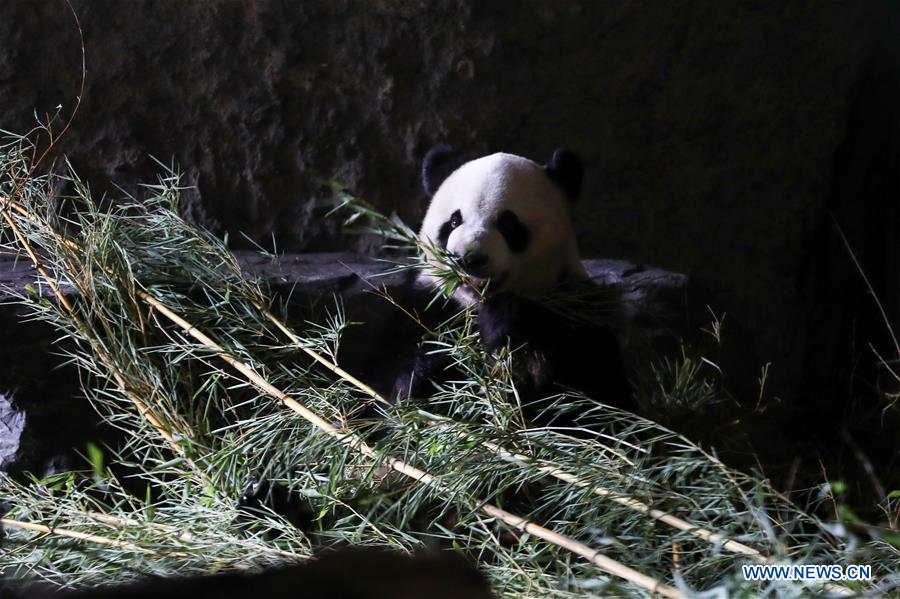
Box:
<box><xmin>86</xmin><ymin>512</ymin><xmax>299</xmax><ymax>560</ymax></box>
<box><xmin>0</xmin><ymin>518</ymin><xmax>185</xmax><ymax>557</ymax></box>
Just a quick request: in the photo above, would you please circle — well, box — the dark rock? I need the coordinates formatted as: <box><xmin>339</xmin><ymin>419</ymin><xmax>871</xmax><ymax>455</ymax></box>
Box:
<box><xmin>0</xmin><ymin>252</ymin><xmax>76</xmax><ymax>302</ymax></box>
<box><xmin>2</xmin><ymin>0</ymin><xmax>899</xmax><ymax>473</ymax></box>
<box><xmin>0</xmin><ymin>304</ymin><xmax>108</xmax><ymax>478</ymax></box>
<box><xmin>235</xmin><ymin>251</ymin><xmax>406</xmax><ymax>296</ymax></box>
<box><xmin>236</xmin><ymin>251</ymin><xmax>698</xmax><ymax>351</ymax></box>
<box><xmin>1</xmin><ymin>1</ymin><xmax>896</xmax><ymax>413</ymax></box>
<box><xmin>0</xmin><ymin>251</ymin><xmax>692</xmax><ymax>473</ymax></box>
<box><xmin>0</xmin><ymin>393</ymin><xmax>25</xmax><ymax>469</ymax></box>
<box><xmin>13</xmin><ymin>547</ymin><xmax>494</xmax><ymax>599</ymax></box>
<box><xmin>235</xmin><ymin>251</ymin><xmax>698</xmax><ymax>343</ymax></box>
<box><xmin>584</xmin><ymin>258</ymin><xmax>693</xmax><ymax>343</ymax></box>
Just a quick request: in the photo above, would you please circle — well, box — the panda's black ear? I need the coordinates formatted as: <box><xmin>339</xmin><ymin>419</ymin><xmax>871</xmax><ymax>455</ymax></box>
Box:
<box><xmin>545</xmin><ymin>148</ymin><xmax>584</xmax><ymax>201</ymax></box>
<box><xmin>422</xmin><ymin>144</ymin><xmax>463</xmax><ymax>197</ymax></box>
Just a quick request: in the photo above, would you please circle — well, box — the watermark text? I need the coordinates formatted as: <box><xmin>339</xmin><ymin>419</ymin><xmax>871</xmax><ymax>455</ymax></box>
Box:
<box><xmin>742</xmin><ymin>564</ymin><xmax>872</xmax><ymax>582</ymax></box>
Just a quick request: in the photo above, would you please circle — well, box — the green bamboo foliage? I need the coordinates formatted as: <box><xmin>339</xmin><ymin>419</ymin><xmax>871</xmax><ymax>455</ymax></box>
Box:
<box><xmin>0</xmin><ymin>129</ymin><xmax>897</xmax><ymax>597</ymax></box>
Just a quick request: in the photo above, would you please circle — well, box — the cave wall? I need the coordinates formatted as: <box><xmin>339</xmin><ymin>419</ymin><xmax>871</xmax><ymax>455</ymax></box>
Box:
<box><xmin>1</xmin><ymin>0</ymin><xmax>897</xmax><ymax>407</ymax></box>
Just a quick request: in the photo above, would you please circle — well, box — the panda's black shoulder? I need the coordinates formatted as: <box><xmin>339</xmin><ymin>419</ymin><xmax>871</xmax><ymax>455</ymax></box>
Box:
<box><xmin>477</xmin><ymin>281</ymin><xmax>632</xmax><ymax>411</ymax></box>
<box><xmin>478</xmin><ymin>279</ymin><xmax>618</xmax><ymax>352</ymax></box>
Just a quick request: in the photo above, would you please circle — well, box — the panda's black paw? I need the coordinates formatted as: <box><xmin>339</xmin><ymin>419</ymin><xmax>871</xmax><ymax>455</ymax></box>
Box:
<box><xmin>477</xmin><ymin>293</ymin><xmax>523</xmax><ymax>353</ymax></box>
<box><xmin>391</xmin><ymin>346</ymin><xmax>458</xmax><ymax>401</ymax></box>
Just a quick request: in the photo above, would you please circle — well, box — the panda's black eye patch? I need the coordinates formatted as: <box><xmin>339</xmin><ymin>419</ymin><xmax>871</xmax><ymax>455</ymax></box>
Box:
<box><xmin>437</xmin><ymin>210</ymin><xmax>463</xmax><ymax>248</ymax></box>
<box><xmin>496</xmin><ymin>210</ymin><xmax>529</xmax><ymax>253</ymax></box>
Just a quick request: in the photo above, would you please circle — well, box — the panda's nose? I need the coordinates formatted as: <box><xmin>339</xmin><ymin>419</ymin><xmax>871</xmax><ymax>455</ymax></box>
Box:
<box><xmin>459</xmin><ymin>252</ymin><xmax>489</xmax><ymax>275</ymax></box>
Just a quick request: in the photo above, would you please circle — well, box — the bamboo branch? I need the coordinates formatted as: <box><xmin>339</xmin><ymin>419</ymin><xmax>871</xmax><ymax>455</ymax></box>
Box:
<box><xmin>260</xmin><ymin>304</ymin><xmax>769</xmax><ymax>562</ymax></box>
<box><xmin>266</xmin><ymin>291</ymin><xmax>852</xmax><ymax>595</ymax></box>
<box><xmin>0</xmin><ymin>193</ymin><xmax>205</xmax><ymax>480</ymax></box>
<box><xmin>0</xmin><ymin>193</ymin><xmax>683</xmax><ymax>598</ymax></box>
<box><xmin>261</xmin><ymin>304</ymin><xmax>387</xmax><ymax>403</ymax></box>
<box><xmin>481</xmin><ymin>440</ymin><xmax>764</xmax><ymax>559</ymax></box>
<box><xmin>86</xmin><ymin>512</ymin><xmax>300</xmax><ymax>561</ymax></box>
<box><xmin>2</xmin><ymin>518</ymin><xmax>162</xmax><ymax>555</ymax></box>
<box><xmin>137</xmin><ymin>292</ymin><xmax>684</xmax><ymax>597</ymax></box>
<box><xmin>3</xmin><ymin>191</ymin><xmax>763</xmax><ymax>567</ymax></box>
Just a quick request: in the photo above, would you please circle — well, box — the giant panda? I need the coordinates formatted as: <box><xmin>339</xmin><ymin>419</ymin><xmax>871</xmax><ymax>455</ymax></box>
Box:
<box><xmin>345</xmin><ymin>146</ymin><xmax>633</xmax><ymax>424</ymax></box>
<box><xmin>236</xmin><ymin>147</ymin><xmax>633</xmax><ymax>535</ymax></box>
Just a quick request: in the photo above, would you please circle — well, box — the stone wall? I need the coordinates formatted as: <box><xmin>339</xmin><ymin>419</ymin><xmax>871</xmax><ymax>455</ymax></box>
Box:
<box><xmin>1</xmin><ymin>1</ymin><xmax>897</xmax><ymax>408</ymax></box>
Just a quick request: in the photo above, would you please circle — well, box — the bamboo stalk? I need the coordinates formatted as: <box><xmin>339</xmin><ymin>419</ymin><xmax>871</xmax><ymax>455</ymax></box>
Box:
<box><xmin>479</xmin><ymin>503</ymin><xmax>681</xmax><ymax>598</ymax></box>
<box><xmin>2</xmin><ymin>517</ymin><xmax>200</xmax><ymax>560</ymax></box>
<box><xmin>86</xmin><ymin>512</ymin><xmax>301</xmax><ymax>561</ymax></box>
<box><xmin>261</xmin><ymin>304</ymin><xmax>386</xmax><ymax>404</ymax></box>
<box><xmin>482</xmin><ymin>440</ymin><xmax>765</xmax><ymax>559</ymax></box>
<box><xmin>88</xmin><ymin>512</ymin><xmax>196</xmax><ymax>543</ymax></box>
<box><xmin>3</xmin><ymin>518</ymin><xmax>154</xmax><ymax>554</ymax></box>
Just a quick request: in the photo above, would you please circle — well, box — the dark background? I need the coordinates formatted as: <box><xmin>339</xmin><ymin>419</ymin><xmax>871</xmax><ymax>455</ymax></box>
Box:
<box><xmin>1</xmin><ymin>1</ymin><xmax>899</xmax><ymax>486</ymax></box>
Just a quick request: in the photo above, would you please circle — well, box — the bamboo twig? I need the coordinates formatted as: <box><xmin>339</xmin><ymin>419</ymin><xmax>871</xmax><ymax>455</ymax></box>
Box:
<box><xmin>261</xmin><ymin>304</ymin><xmax>386</xmax><ymax>403</ymax></box>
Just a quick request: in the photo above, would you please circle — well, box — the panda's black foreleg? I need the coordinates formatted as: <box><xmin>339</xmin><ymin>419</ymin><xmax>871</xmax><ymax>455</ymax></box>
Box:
<box><xmin>390</xmin><ymin>345</ymin><xmax>458</xmax><ymax>402</ymax></box>
<box><xmin>477</xmin><ymin>292</ymin><xmax>524</xmax><ymax>355</ymax></box>
<box><xmin>478</xmin><ymin>292</ymin><xmax>634</xmax><ymax>421</ymax></box>
<box><xmin>478</xmin><ymin>292</ymin><xmax>557</xmax><ymax>396</ymax></box>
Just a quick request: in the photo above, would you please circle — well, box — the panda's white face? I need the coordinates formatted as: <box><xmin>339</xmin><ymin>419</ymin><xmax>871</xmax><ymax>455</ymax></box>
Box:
<box><xmin>419</xmin><ymin>152</ymin><xmax>586</xmax><ymax>305</ymax></box>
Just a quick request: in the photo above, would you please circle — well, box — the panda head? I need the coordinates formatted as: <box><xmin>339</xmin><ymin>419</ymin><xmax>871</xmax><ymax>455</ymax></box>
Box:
<box><xmin>418</xmin><ymin>146</ymin><xmax>588</xmax><ymax>305</ymax></box>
